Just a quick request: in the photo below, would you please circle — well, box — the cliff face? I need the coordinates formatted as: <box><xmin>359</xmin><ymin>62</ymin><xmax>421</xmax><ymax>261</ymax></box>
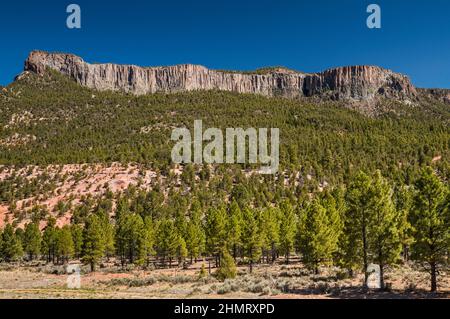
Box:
<box><xmin>24</xmin><ymin>51</ymin><xmax>417</xmax><ymax>101</ymax></box>
<box><xmin>417</xmin><ymin>88</ymin><xmax>450</xmax><ymax>104</ymax></box>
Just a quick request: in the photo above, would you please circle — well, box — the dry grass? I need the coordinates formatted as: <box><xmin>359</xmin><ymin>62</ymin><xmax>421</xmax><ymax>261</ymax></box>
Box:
<box><xmin>0</xmin><ymin>261</ymin><xmax>448</xmax><ymax>299</ymax></box>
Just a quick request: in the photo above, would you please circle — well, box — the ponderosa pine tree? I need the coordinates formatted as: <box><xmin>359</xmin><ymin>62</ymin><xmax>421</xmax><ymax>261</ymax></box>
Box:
<box><xmin>82</xmin><ymin>214</ymin><xmax>105</xmax><ymax>272</ymax></box>
<box><xmin>95</xmin><ymin>209</ymin><xmax>115</xmax><ymax>259</ymax></box>
<box><xmin>176</xmin><ymin>236</ymin><xmax>188</xmax><ymax>266</ymax></box>
<box><xmin>115</xmin><ymin>213</ymin><xmax>145</xmax><ymax>265</ymax></box>
<box><xmin>205</xmin><ymin>207</ymin><xmax>227</xmax><ymax>267</ymax></box>
<box><xmin>260</xmin><ymin>207</ymin><xmax>280</xmax><ymax>263</ymax></box>
<box><xmin>141</xmin><ymin>216</ymin><xmax>156</xmax><ymax>267</ymax></box>
<box><xmin>23</xmin><ymin>222</ymin><xmax>41</xmax><ymax>261</ymax></box>
<box><xmin>241</xmin><ymin>207</ymin><xmax>261</xmax><ymax>273</ymax></box>
<box><xmin>298</xmin><ymin>199</ymin><xmax>341</xmax><ymax>274</ymax></box>
<box><xmin>227</xmin><ymin>201</ymin><xmax>243</xmax><ymax>260</ymax></box>
<box><xmin>343</xmin><ymin>171</ymin><xmax>373</xmax><ymax>282</ymax></box>
<box><xmin>42</xmin><ymin>217</ymin><xmax>57</xmax><ymax>263</ymax></box>
<box><xmin>279</xmin><ymin>201</ymin><xmax>296</xmax><ymax>264</ymax></box>
<box><xmin>394</xmin><ymin>184</ymin><xmax>414</xmax><ymax>261</ymax></box>
<box><xmin>410</xmin><ymin>167</ymin><xmax>450</xmax><ymax>292</ymax></box>
<box><xmin>15</xmin><ymin>228</ymin><xmax>24</xmax><ymax>248</ymax></box>
<box><xmin>71</xmin><ymin>224</ymin><xmax>83</xmax><ymax>259</ymax></box>
<box><xmin>368</xmin><ymin>171</ymin><xmax>402</xmax><ymax>289</ymax></box>
<box><xmin>155</xmin><ymin>219</ymin><xmax>179</xmax><ymax>267</ymax></box>
<box><xmin>216</xmin><ymin>249</ymin><xmax>237</xmax><ymax>281</ymax></box>
<box><xmin>55</xmin><ymin>225</ymin><xmax>75</xmax><ymax>264</ymax></box>
<box><xmin>185</xmin><ymin>206</ymin><xmax>205</xmax><ymax>263</ymax></box>
<box><xmin>0</xmin><ymin>224</ymin><xmax>23</xmax><ymax>262</ymax></box>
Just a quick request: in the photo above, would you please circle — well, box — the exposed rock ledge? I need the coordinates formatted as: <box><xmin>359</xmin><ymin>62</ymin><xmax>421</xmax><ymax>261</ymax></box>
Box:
<box><xmin>24</xmin><ymin>50</ymin><xmax>417</xmax><ymax>101</ymax></box>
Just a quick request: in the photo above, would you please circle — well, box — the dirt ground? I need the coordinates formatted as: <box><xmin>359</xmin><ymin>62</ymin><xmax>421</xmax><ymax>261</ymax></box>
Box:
<box><xmin>0</xmin><ymin>261</ymin><xmax>448</xmax><ymax>299</ymax></box>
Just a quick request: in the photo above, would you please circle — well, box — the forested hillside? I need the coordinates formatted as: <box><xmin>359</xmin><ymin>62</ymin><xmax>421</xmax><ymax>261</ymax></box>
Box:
<box><xmin>0</xmin><ymin>70</ymin><xmax>449</xmax><ymax>294</ymax></box>
<box><xmin>0</xmin><ymin>70</ymin><xmax>448</xmax><ymax>182</ymax></box>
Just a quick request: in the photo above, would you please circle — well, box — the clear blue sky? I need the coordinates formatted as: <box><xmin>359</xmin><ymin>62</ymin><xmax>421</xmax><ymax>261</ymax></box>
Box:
<box><xmin>1</xmin><ymin>0</ymin><xmax>449</xmax><ymax>88</ymax></box>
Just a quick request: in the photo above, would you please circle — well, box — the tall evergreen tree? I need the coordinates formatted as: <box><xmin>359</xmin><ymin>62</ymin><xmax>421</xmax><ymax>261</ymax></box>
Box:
<box><xmin>241</xmin><ymin>207</ymin><xmax>261</xmax><ymax>273</ymax></box>
<box><xmin>0</xmin><ymin>224</ymin><xmax>23</xmax><ymax>262</ymax></box>
<box><xmin>260</xmin><ymin>207</ymin><xmax>280</xmax><ymax>263</ymax></box>
<box><xmin>115</xmin><ymin>213</ymin><xmax>145</xmax><ymax>265</ymax></box>
<box><xmin>155</xmin><ymin>219</ymin><xmax>179</xmax><ymax>267</ymax></box>
<box><xmin>368</xmin><ymin>171</ymin><xmax>402</xmax><ymax>288</ymax></box>
<box><xmin>343</xmin><ymin>171</ymin><xmax>373</xmax><ymax>282</ymax></box>
<box><xmin>71</xmin><ymin>224</ymin><xmax>83</xmax><ymax>259</ymax></box>
<box><xmin>410</xmin><ymin>167</ymin><xmax>450</xmax><ymax>292</ymax></box>
<box><xmin>95</xmin><ymin>209</ymin><xmax>115</xmax><ymax>259</ymax></box>
<box><xmin>55</xmin><ymin>225</ymin><xmax>75</xmax><ymax>264</ymax></box>
<box><xmin>42</xmin><ymin>217</ymin><xmax>58</xmax><ymax>263</ymax></box>
<box><xmin>23</xmin><ymin>222</ymin><xmax>41</xmax><ymax>261</ymax></box>
<box><xmin>394</xmin><ymin>185</ymin><xmax>414</xmax><ymax>261</ymax></box>
<box><xmin>141</xmin><ymin>216</ymin><xmax>156</xmax><ymax>267</ymax></box>
<box><xmin>278</xmin><ymin>201</ymin><xmax>296</xmax><ymax>264</ymax></box>
<box><xmin>204</xmin><ymin>207</ymin><xmax>227</xmax><ymax>267</ymax></box>
<box><xmin>298</xmin><ymin>199</ymin><xmax>341</xmax><ymax>274</ymax></box>
<box><xmin>82</xmin><ymin>214</ymin><xmax>105</xmax><ymax>272</ymax></box>
<box><xmin>227</xmin><ymin>201</ymin><xmax>243</xmax><ymax>260</ymax></box>
<box><xmin>185</xmin><ymin>207</ymin><xmax>205</xmax><ymax>263</ymax></box>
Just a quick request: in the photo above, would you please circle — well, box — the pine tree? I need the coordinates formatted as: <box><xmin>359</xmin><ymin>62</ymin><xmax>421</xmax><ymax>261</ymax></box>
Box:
<box><xmin>394</xmin><ymin>185</ymin><xmax>414</xmax><ymax>261</ymax></box>
<box><xmin>298</xmin><ymin>199</ymin><xmax>341</xmax><ymax>274</ymax></box>
<box><xmin>205</xmin><ymin>207</ymin><xmax>227</xmax><ymax>267</ymax></box>
<box><xmin>15</xmin><ymin>228</ymin><xmax>24</xmax><ymax>247</ymax></box>
<box><xmin>410</xmin><ymin>167</ymin><xmax>450</xmax><ymax>292</ymax></box>
<box><xmin>342</xmin><ymin>171</ymin><xmax>373</xmax><ymax>281</ymax></box>
<box><xmin>227</xmin><ymin>201</ymin><xmax>243</xmax><ymax>260</ymax></box>
<box><xmin>241</xmin><ymin>207</ymin><xmax>261</xmax><ymax>273</ymax></box>
<box><xmin>42</xmin><ymin>217</ymin><xmax>57</xmax><ymax>263</ymax></box>
<box><xmin>71</xmin><ymin>224</ymin><xmax>83</xmax><ymax>259</ymax></box>
<box><xmin>141</xmin><ymin>216</ymin><xmax>156</xmax><ymax>267</ymax></box>
<box><xmin>216</xmin><ymin>249</ymin><xmax>237</xmax><ymax>281</ymax></box>
<box><xmin>155</xmin><ymin>219</ymin><xmax>179</xmax><ymax>267</ymax></box>
<box><xmin>115</xmin><ymin>213</ymin><xmax>145</xmax><ymax>265</ymax></box>
<box><xmin>174</xmin><ymin>210</ymin><xmax>188</xmax><ymax>239</ymax></box>
<box><xmin>367</xmin><ymin>171</ymin><xmax>402</xmax><ymax>288</ymax></box>
<box><xmin>278</xmin><ymin>201</ymin><xmax>296</xmax><ymax>264</ymax></box>
<box><xmin>82</xmin><ymin>214</ymin><xmax>105</xmax><ymax>272</ymax></box>
<box><xmin>55</xmin><ymin>225</ymin><xmax>75</xmax><ymax>264</ymax></box>
<box><xmin>23</xmin><ymin>222</ymin><xmax>41</xmax><ymax>261</ymax></box>
<box><xmin>0</xmin><ymin>224</ymin><xmax>23</xmax><ymax>262</ymax></box>
<box><xmin>185</xmin><ymin>207</ymin><xmax>205</xmax><ymax>263</ymax></box>
<box><xmin>260</xmin><ymin>207</ymin><xmax>280</xmax><ymax>263</ymax></box>
<box><xmin>96</xmin><ymin>209</ymin><xmax>115</xmax><ymax>259</ymax></box>
<box><xmin>176</xmin><ymin>236</ymin><xmax>188</xmax><ymax>266</ymax></box>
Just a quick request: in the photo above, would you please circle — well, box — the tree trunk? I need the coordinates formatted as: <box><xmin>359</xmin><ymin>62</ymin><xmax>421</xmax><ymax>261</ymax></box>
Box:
<box><xmin>348</xmin><ymin>268</ymin><xmax>354</xmax><ymax>278</ymax></box>
<box><xmin>271</xmin><ymin>244</ymin><xmax>276</xmax><ymax>263</ymax></box>
<box><xmin>378</xmin><ymin>245</ymin><xmax>385</xmax><ymax>290</ymax></box>
<box><xmin>362</xmin><ymin>222</ymin><xmax>368</xmax><ymax>286</ymax></box>
<box><xmin>430</xmin><ymin>261</ymin><xmax>437</xmax><ymax>292</ymax></box>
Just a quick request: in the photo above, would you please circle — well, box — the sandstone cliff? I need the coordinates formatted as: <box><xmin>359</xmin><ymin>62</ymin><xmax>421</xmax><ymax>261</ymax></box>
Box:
<box><xmin>24</xmin><ymin>50</ymin><xmax>417</xmax><ymax>101</ymax></box>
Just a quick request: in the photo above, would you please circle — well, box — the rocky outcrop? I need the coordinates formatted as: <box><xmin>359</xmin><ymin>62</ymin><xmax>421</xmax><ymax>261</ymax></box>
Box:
<box><xmin>417</xmin><ymin>88</ymin><xmax>450</xmax><ymax>104</ymax></box>
<box><xmin>24</xmin><ymin>50</ymin><xmax>417</xmax><ymax>101</ymax></box>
